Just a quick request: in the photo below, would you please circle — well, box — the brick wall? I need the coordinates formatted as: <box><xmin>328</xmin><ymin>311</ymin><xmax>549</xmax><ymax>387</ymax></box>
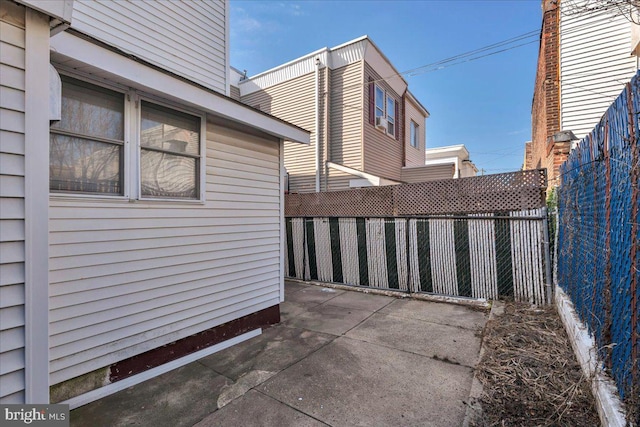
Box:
<box><xmin>529</xmin><ymin>0</ymin><xmax>567</xmax><ymax>192</ymax></box>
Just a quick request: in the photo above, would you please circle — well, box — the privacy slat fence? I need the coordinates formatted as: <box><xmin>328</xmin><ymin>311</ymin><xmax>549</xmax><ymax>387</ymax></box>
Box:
<box><xmin>558</xmin><ymin>72</ymin><xmax>640</xmax><ymax>418</ymax></box>
<box><xmin>285</xmin><ymin>170</ymin><xmax>550</xmax><ymax>305</ymax></box>
<box><xmin>285</xmin><ymin>212</ymin><xmax>547</xmax><ymax>303</ymax></box>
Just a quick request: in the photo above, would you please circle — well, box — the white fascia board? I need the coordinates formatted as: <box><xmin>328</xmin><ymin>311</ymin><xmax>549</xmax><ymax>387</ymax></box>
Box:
<box><xmin>50</xmin><ymin>32</ymin><xmax>309</xmax><ymax>145</ymax></box>
<box><xmin>423</xmin><ymin>157</ymin><xmax>458</xmax><ymax>166</ymax></box>
<box><xmin>406</xmin><ymin>90</ymin><xmax>430</xmax><ymax>117</ymax></box>
<box><xmin>425</xmin><ymin>145</ymin><xmax>469</xmax><ymax>159</ymax></box>
<box><xmin>16</xmin><ymin>0</ymin><xmax>73</xmax><ymax>23</ymax></box>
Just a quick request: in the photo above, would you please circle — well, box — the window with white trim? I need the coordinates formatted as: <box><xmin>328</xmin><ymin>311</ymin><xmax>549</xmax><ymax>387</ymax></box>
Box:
<box><xmin>50</xmin><ymin>76</ymin><xmax>125</xmax><ymax>195</ymax></box>
<box><xmin>387</xmin><ymin>95</ymin><xmax>396</xmax><ymax>136</ymax></box>
<box><xmin>410</xmin><ymin>120</ymin><xmax>418</xmax><ymax>148</ymax></box>
<box><xmin>140</xmin><ymin>102</ymin><xmax>200</xmax><ymax>199</ymax></box>
<box><xmin>50</xmin><ymin>75</ymin><xmax>203</xmax><ymax>201</ymax></box>
<box><xmin>375</xmin><ymin>85</ymin><xmax>385</xmax><ymax>120</ymax></box>
<box><xmin>372</xmin><ymin>83</ymin><xmax>397</xmax><ymax>139</ymax></box>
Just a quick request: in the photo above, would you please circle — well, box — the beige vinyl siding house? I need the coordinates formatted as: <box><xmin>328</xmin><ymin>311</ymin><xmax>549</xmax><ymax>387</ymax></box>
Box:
<box><xmin>1</xmin><ymin>0</ymin><xmax>308</xmax><ymax>406</ymax></box>
<box><xmin>330</xmin><ymin>63</ymin><xmax>362</xmax><ymax>171</ymax></box>
<box><xmin>242</xmin><ymin>72</ymin><xmax>320</xmax><ymax>193</ymax></box>
<box><xmin>362</xmin><ymin>62</ymin><xmax>404</xmax><ymax>182</ymax></box>
<box><xmin>405</xmin><ymin>93</ymin><xmax>427</xmax><ymax>167</ymax></box>
<box><xmin>237</xmin><ymin>36</ymin><xmax>430</xmax><ymax>193</ymax></box>
<box><xmin>401</xmin><ymin>163</ymin><xmax>454</xmax><ymax>183</ymax></box>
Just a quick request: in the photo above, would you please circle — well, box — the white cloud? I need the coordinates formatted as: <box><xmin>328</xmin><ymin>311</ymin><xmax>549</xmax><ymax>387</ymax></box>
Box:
<box><xmin>236</xmin><ymin>16</ymin><xmax>262</xmax><ymax>32</ymax></box>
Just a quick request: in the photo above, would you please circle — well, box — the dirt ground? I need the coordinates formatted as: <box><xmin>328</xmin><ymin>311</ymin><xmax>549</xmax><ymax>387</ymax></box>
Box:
<box><xmin>470</xmin><ymin>301</ymin><xmax>600</xmax><ymax>427</ymax></box>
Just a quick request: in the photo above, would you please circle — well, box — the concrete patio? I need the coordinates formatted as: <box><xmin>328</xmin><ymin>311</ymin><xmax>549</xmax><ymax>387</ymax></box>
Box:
<box><xmin>70</xmin><ymin>281</ymin><xmax>489</xmax><ymax>427</ymax></box>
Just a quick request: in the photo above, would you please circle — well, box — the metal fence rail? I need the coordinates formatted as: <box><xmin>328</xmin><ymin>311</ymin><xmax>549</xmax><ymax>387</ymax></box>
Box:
<box><xmin>286</xmin><ymin>210</ymin><xmax>549</xmax><ymax>305</ymax></box>
<box><xmin>558</xmin><ymin>72</ymin><xmax>640</xmax><ymax>415</ymax></box>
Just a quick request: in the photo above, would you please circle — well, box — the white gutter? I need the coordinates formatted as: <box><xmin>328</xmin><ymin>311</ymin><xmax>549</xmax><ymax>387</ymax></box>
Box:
<box><xmin>315</xmin><ymin>57</ymin><xmax>321</xmax><ymax>192</ymax></box>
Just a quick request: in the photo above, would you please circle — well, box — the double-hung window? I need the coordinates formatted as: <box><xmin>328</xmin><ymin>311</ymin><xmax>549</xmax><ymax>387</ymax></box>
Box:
<box><xmin>375</xmin><ymin>86</ymin><xmax>385</xmax><ymax>120</ymax></box>
<box><xmin>373</xmin><ymin>83</ymin><xmax>397</xmax><ymax>139</ymax></box>
<box><xmin>140</xmin><ymin>102</ymin><xmax>200</xmax><ymax>199</ymax></box>
<box><xmin>50</xmin><ymin>76</ymin><xmax>125</xmax><ymax>195</ymax></box>
<box><xmin>386</xmin><ymin>95</ymin><xmax>396</xmax><ymax>136</ymax></box>
<box><xmin>50</xmin><ymin>74</ymin><xmax>202</xmax><ymax>201</ymax></box>
<box><xmin>410</xmin><ymin>120</ymin><xmax>418</xmax><ymax>148</ymax></box>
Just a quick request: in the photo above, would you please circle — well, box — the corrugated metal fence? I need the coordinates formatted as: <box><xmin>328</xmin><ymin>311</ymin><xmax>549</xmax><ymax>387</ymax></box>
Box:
<box><xmin>558</xmin><ymin>72</ymin><xmax>640</xmax><ymax>415</ymax></box>
<box><xmin>285</xmin><ymin>210</ymin><xmax>549</xmax><ymax>305</ymax></box>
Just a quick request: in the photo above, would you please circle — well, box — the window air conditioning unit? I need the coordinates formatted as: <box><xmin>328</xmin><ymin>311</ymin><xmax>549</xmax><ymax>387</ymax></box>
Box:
<box><xmin>375</xmin><ymin>116</ymin><xmax>387</xmax><ymax>130</ymax></box>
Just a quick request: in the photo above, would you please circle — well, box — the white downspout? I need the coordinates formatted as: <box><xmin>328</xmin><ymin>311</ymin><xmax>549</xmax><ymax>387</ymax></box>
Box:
<box><xmin>315</xmin><ymin>57</ymin><xmax>320</xmax><ymax>192</ymax></box>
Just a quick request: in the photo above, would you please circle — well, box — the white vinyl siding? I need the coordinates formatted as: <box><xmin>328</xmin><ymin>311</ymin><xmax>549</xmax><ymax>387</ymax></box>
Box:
<box><xmin>560</xmin><ymin>2</ymin><xmax>638</xmax><ymax>139</ymax></box>
<box><xmin>48</xmin><ymin>119</ymin><xmax>282</xmax><ymax>384</ymax></box>
<box><xmin>70</xmin><ymin>0</ymin><xmax>227</xmax><ymax>94</ymax></box>
<box><xmin>0</xmin><ymin>2</ymin><xmax>26</xmax><ymax>404</ymax></box>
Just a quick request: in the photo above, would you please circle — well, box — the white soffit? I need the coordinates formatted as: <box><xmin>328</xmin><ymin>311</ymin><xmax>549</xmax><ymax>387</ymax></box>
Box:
<box><xmin>16</xmin><ymin>0</ymin><xmax>73</xmax><ymax>23</ymax></box>
<box><xmin>50</xmin><ymin>31</ymin><xmax>309</xmax><ymax>145</ymax></box>
<box><xmin>239</xmin><ymin>36</ymin><xmax>368</xmax><ymax>96</ymax></box>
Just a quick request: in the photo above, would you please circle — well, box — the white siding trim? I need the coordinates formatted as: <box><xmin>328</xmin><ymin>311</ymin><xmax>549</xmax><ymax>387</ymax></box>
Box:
<box><xmin>69</xmin><ymin>0</ymin><xmax>225</xmax><ymax>94</ymax></box>
<box><xmin>224</xmin><ymin>0</ymin><xmax>230</xmax><ymax>98</ymax></box>
<box><xmin>49</xmin><ymin>31</ymin><xmax>309</xmax><ymax>145</ymax></box>
<box><xmin>24</xmin><ymin>8</ymin><xmax>50</xmax><ymax>404</ymax></box>
<box><xmin>279</xmin><ymin>141</ymin><xmax>285</xmax><ymax>303</ymax></box>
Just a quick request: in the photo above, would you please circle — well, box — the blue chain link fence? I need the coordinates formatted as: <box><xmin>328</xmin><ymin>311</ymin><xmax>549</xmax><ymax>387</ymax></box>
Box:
<box><xmin>558</xmin><ymin>72</ymin><xmax>640</xmax><ymax>421</ymax></box>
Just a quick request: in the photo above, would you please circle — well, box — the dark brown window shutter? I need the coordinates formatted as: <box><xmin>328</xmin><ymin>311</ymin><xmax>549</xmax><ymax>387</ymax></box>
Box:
<box><xmin>395</xmin><ymin>100</ymin><xmax>400</xmax><ymax>140</ymax></box>
<box><xmin>368</xmin><ymin>77</ymin><xmax>375</xmax><ymax>125</ymax></box>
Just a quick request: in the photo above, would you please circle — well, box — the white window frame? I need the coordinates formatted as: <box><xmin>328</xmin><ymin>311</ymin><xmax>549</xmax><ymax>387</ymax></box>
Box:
<box><xmin>49</xmin><ymin>72</ymin><xmax>132</xmax><ymax>200</ymax></box>
<box><xmin>410</xmin><ymin>120</ymin><xmax>418</xmax><ymax>148</ymax></box>
<box><xmin>374</xmin><ymin>85</ymin><xmax>385</xmax><ymax>119</ymax></box>
<box><xmin>374</xmin><ymin>83</ymin><xmax>397</xmax><ymax>138</ymax></box>
<box><xmin>50</xmin><ymin>70</ymin><xmax>206</xmax><ymax>203</ymax></box>
<box><xmin>135</xmin><ymin>94</ymin><xmax>206</xmax><ymax>203</ymax></box>
<box><xmin>386</xmin><ymin>95</ymin><xmax>396</xmax><ymax>136</ymax></box>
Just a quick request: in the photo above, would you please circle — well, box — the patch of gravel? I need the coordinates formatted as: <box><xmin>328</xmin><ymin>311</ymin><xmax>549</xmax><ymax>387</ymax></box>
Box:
<box><xmin>470</xmin><ymin>301</ymin><xmax>600</xmax><ymax>427</ymax></box>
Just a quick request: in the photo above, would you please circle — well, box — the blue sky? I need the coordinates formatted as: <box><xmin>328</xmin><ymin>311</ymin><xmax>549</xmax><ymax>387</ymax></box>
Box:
<box><xmin>230</xmin><ymin>0</ymin><xmax>542</xmax><ymax>174</ymax></box>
